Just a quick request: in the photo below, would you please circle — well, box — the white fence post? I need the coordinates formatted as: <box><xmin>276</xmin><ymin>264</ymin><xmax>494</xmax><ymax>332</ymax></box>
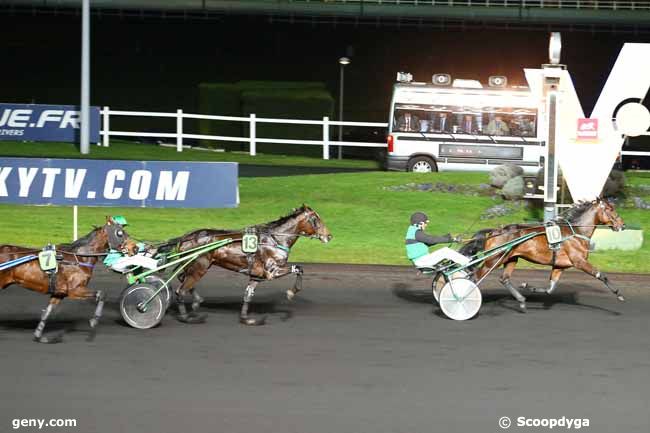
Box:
<box><xmin>322</xmin><ymin>116</ymin><xmax>330</xmax><ymax>160</ymax></box>
<box><xmin>176</xmin><ymin>109</ymin><xmax>183</xmax><ymax>152</ymax></box>
<box><xmin>250</xmin><ymin>113</ymin><xmax>256</xmax><ymax>156</ymax></box>
<box><xmin>102</xmin><ymin>106</ymin><xmax>109</xmax><ymax>147</ymax></box>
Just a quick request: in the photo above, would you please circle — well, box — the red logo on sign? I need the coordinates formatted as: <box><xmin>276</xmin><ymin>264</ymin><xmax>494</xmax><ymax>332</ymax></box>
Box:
<box><xmin>577</xmin><ymin>118</ymin><xmax>598</xmax><ymax>140</ymax></box>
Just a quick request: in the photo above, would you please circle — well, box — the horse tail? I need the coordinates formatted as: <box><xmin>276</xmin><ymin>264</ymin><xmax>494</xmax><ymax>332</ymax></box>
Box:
<box><xmin>457</xmin><ymin>229</ymin><xmax>491</xmax><ymax>278</ymax></box>
<box><xmin>459</xmin><ymin>228</ymin><xmax>490</xmax><ymax>258</ymax></box>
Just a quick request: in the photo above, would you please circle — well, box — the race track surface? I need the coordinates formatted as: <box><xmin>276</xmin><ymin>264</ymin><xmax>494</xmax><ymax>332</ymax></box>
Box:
<box><xmin>0</xmin><ymin>264</ymin><xmax>648</xmax><ymax>433</ymax></box>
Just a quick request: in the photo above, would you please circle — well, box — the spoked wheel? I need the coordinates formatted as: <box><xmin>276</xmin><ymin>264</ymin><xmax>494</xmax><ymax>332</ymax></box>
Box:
<box><xmin>432</xmin><ymin>270</ymin><xmax>468</xmax><ymax>304</ymax></box>
<box><xmin>120</xmin><ymin>283</ymin><xmax>165</xmax><ymax>329</ymax></box>
<box><xmin>439</xmin><ymin>278</ymin><xmax>482</xmax><ymax>321</ymax></box>
<box><xmin>143</xmin><ymin>275</ymin><xmax>172</xmax><ymax>311</ymax></box>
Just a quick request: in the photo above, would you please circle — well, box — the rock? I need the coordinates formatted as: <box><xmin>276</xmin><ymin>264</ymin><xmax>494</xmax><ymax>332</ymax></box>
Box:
<box><xmin>633</xmin><ymin>196</ymin><xmax>650</xmax><ymax>209</ymax></box>
<box><xmin>489</xmin><ymin>164</ymin><xmax>524</xmax><ymax>188</ymax></box>
<box><xmin>501</xmin><ymin>176</ymin><xmax>525</xmax><ymax>200</ymax></box>
<box><xmin>417</xmin><ymin>183</ymin><xmax>433</xmax><ymax>191</ymax></box>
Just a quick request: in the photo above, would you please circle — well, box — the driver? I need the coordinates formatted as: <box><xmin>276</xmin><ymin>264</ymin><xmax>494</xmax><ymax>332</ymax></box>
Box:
<box><xmin>405</xmin><ymin>212</ymin><xmax>469</xmax><ymax>269</ymax></box>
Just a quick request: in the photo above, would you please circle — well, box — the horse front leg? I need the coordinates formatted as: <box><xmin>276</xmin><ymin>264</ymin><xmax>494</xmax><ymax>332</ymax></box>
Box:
<box><xmin>33</xmin><ymin>296</ymin><xmax>63</xmax><ymax>344</ymax></box>
<box><xmin>87</xmin><ymin>290</ymin><xmax>105</xmax><ymax>342</ymax></box>
<box><xmin>282</xmin><ymin>265</ymin><xmax>304</xmax><ymax>301</ymax></box>
<box><xmin>67</xmin><ymin>285</ymin><xmax>106</xmax><ymax>342</ymax></box>
<box><xmin>240</xmin><ymin>280</ymin><xmax>265</xmax><ymax>326</ymax></box>
<box><xmin>263</xmin><ymin>260</ymin><xmax>303</xmax><ymax>301</ymax></box>
<box><xmin>572</xmin><ymin>258</ymin><xmax>625</xmax><ymax>302</ymax></box>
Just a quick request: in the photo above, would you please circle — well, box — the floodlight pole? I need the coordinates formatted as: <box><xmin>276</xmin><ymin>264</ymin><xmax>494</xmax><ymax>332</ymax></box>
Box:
<box><xmin>338</xmin><ymin>57</ymin><xmax>350</xmax><ymax>160</ymax></box>
<box><xmin>542</xmin><ymin>33</ymin><xmax>564</xmax><ymax>223</ymax></box>
<box><xmin>80</xmin><ymin>0</ymin><xmax>90</xmax><ymax>155</ymax></box>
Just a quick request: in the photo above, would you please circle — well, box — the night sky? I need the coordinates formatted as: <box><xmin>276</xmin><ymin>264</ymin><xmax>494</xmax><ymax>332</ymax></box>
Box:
<box><xmin>1</xmin><ymin>13</ymin><xmax>649</xmax><ymax>123</ymax></box>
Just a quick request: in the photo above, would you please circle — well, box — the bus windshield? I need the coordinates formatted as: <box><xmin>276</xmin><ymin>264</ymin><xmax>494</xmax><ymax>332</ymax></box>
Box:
<box><xmin>392</xmin><ymin>104</ymin><xmax>537</xmax><ymax>138</ymax></box>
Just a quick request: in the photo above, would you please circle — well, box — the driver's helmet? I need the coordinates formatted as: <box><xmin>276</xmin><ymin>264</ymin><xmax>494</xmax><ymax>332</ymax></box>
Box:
<box><xmin>111</xmin><ymin>215</ymin><xmax>128</xmax><ymax>226</ymax></box>
<box><xmin>410</xmin><ymin>212</ymin><xmax>429</xmax><ymax>226</ymax></box>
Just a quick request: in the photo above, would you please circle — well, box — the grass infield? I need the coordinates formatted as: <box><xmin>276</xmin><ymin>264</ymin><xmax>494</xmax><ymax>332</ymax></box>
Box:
<box><xmin>0</xmin><ymin>167</ymin><xmax>648</xmax><ymax>273</ymax></box>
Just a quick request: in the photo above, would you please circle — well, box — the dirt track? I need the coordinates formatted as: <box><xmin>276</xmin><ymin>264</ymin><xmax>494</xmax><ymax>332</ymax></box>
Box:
<box><xmin>0</xmin><ymin>264</ymin><xmax>648</xmax><ymax>433</ymax></box>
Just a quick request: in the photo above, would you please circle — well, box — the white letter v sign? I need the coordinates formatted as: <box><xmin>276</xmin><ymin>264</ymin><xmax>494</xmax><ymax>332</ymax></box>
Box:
<box><xmin>526</xmin><ymin>43</ymin><xmax>650</xmax><ymax>201</ymax></box>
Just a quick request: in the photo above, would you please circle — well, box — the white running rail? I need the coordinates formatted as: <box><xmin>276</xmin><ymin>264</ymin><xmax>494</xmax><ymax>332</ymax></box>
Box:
<box><xmin>99</xmin><ymin>107</ymin><xmax>388</xmax><ymax>160</ymax></box>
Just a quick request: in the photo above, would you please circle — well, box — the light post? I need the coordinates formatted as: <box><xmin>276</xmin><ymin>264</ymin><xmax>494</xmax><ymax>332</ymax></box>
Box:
<box><xmin>338</xmin><ymin>56</ymin><xmax>350</xmax><ymax>160</ymax></box>
<box><xmin>80</xmin><ymin>0</ymin><xmax>90</xmax><ymax>155</ymax></box>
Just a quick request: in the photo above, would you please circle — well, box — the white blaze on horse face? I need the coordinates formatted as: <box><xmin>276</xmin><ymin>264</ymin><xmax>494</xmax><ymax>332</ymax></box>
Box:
<box><xmin>525</xmin><ymin>43</ymin><xmax>650</xmax><ymax>202</ymax></box>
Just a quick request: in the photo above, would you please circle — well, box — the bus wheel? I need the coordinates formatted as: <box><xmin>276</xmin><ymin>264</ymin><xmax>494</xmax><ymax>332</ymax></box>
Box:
<box><xmin>408</xmin><ymin>156</ymin><xmax>437</xmax><ymax>173</ymax></box>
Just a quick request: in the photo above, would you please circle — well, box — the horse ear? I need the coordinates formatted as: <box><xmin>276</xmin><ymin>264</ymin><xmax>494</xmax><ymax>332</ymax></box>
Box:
<box><xmin>105</xmin><ymin>215</ymin><xmax>112</xmax><ymax>225</ymax></box>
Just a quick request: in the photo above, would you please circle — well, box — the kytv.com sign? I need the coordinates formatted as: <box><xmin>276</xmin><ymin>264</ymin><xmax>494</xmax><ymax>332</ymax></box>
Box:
<box><xmin>0</xmin><ymin>158</ymin><xmax>239</xmax><ymax>208</ymax></box>
<box><xmin>0</xmin><ymin>103</ymin><xmax>100</xmax><ymax>143</ymax></box>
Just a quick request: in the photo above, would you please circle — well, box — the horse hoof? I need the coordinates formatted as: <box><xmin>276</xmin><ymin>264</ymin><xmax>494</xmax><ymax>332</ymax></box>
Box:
<box><xmin>520</xmin><ymin>282</ymin><xmax>528</xmax><ymax>289</ymax></box>
<box><xmin>286</xmin><ymin>290</ymin><xmax>295</xmax><ymax>301</ymax></box>
<box><xmin>519</xmin><ymin>303</ymin><xmax>527</xmax><ymax>313</ymax></box>
<box><xmin>177</xmin><ymin>313</ymin><xmax>206</xmax><ymax>324</ymax></box>
<box><xmin>617</xmin><ymin>295</ymin><xmax>625</xmax><ymax>302</ymax></box>
<box><xmin>33</xmin><ymin>334</ymin><xmax>63</xmax><ymax>344</ymax></box>
<box><xmin>239</xmin><ymin>316</ymin><xmax>266</xmax><ymax>326</ymax></box>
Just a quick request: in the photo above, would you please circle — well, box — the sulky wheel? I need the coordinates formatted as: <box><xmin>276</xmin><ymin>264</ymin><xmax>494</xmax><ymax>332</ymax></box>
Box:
<box><xmin>143</xmin><ymin>275</ymin><xmax>172</xmax><ymax>310</ymax></box>
<box><xmin>120</xmin><ymin>283</ymin><xmax>165</xmax><ymax>329</ymax></box>
<box><xmin>439</xmin><ymin>278</ymin><xmax>482</xmax><ymax>321</ymax></box>
<box><xmin>432</xmin><ymin>270</ymin><xmax>468</xmax><ymax>304</ymax></box>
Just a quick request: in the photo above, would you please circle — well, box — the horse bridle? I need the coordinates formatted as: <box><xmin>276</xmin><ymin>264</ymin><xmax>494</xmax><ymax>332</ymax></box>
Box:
<box><xmin>599</xmin><ymin>202</ymin><xmax>620</xmax><ymax>228</ymax></box>
<box><xmin>106</xmin><ymin>224</ymin><xmax>129</xmax><ymax>251</ymax></box>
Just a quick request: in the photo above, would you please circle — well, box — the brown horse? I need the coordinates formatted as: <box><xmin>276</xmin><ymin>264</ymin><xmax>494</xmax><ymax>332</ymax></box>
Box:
<box><xmin>157</xmin><ymin>205</ymin><xmax>332</xmax><ymax>325</ymax></box>
<box><xmin>0</xmin><ymin>217</ymin><xmax>131</xmax><ymax>343</ymax></box>
<box><xmin>460</xmin><ymin>198</ymin><xmax>626</xmax><ymax>312</ymax></box>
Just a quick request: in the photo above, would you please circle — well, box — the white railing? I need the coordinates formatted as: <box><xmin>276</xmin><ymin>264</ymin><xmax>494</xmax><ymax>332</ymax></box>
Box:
<box><xmin>298</xmin><ymin>1</ymin><xmax>650</xmax><ymax>10</ymax></box>
<box><xmin>99</xmin><ymin>107</ymin><xmax>388</xmax><ymax>160</ymax></box>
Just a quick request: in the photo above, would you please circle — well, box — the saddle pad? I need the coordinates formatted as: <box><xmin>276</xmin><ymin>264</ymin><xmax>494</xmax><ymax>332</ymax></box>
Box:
<box><xmin>38</xmin><ymin>250</ymin><xmax>58</xmax><ymax>272</ymax></box>
<box><xmin>242</xmin><ymin>233</ymin><xmax>259</xmax><ymax>253</ymax></box>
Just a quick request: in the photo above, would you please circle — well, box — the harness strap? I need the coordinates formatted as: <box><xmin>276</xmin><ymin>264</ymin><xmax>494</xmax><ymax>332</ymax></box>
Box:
<box><xmin>48</xmin><ymin>272</ymin><xmax>57</xmax><ymax>295</ymax></box>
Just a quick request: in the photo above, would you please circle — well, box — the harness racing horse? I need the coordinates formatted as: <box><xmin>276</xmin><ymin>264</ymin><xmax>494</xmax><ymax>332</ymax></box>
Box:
<box><xmin>0</xmin><ymin>217</ymin><xmax>131</xmax><ymax>343</ymax></box>
<box><xmin>460</xmin><ymin>198</ymin><xmax>626</xmax><ymax>312</ymax></box>
<box><xmin>162</xmin><ymin>205</ymin><xmax>332</xmax><ymax>325</ymax></box>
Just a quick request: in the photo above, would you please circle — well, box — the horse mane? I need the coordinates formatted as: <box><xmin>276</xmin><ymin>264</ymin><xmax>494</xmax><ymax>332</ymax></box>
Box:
<box><xmin>557</xmin><ymin>199</ymin><xmax>598</xmax><ymax>223</ymax></box>
<box><xmin>59</xmin><ymin>226</ymin><xmax>102</xmax><ymax>252</ymax></box>
<box><xmin>168</xmin><ymin>205</ymin><xmax>310</xmax><ymax>250</ymax></box>
<box><xmin>256</xmin><ymin>205</ymin><xmax>309</xmax><ymax>230</ymax></box>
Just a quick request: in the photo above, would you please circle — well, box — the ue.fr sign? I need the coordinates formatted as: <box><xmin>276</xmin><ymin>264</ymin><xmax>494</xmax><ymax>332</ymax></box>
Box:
<box><xmin>0</xmin><ymin>103</ymin><xmax>100</xmax><ymax>143</ymax></box>
<box><xmin>576</xmin><ymin>118</ymin><xmax>598</xmax><ymax>141</ymax></box>
<box><xmin>0</xmin><ymin>158</ymin><xmax>239</xmax><ymax>208</ymax></box>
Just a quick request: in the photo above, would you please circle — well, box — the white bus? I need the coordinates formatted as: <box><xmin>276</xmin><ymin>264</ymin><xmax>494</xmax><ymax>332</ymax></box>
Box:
<box><xmin>386</xmin><ymin>75</ymin><xmax>544</xmax><ymax>174</ymax></box>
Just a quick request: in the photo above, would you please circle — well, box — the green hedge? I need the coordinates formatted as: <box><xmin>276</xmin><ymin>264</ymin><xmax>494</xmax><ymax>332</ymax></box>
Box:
<box><xmin>197</xmin><ymin>81</ymin><xmax>334</xmax><ymax>154</ymax></box>
<box><xmin>197</xmin><ymin>83</ymin><xmax>243</xmax><ymax>150</ymax></box>
<box><xmin>241</xmin><ymin>88</ymin><xmax>333</xmax><ymax>156</ymax></box>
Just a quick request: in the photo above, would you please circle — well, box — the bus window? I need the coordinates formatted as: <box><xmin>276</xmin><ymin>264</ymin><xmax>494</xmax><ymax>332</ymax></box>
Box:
<box><xmin>392</xmin><ymin>103</ymin><xmax>537</xmax><ymax>137</ymax></box>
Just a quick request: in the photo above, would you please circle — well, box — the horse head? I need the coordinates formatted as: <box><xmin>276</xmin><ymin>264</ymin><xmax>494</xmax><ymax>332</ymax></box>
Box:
<box><xmin>296</xmin><ymin>205</ymin><xmax>332</xmax><ymax>243</ymax></box>
<box><xmin>102</xmin><ymin>215</ymin><xmax>135</xmax><ymax>253</ymax></box>
<box><xmin>595</xmin><ymin>198</ymin><xmax>625</xmax><ymax>232</ymax></box>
